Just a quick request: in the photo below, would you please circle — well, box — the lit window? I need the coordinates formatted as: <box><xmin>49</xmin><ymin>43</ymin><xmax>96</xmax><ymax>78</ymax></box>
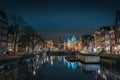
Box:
<box><xmin>119</xmin><ymin>38</ymin><xmax>120</xmax><ymax>43</ymax></box>
<box><xmin>118</xmin><ymin>27</ymin><xmax>120</xmax><ymax>31</ymax></box>
<box><xmin>2</xmin><ymin>36</ymin><xmax>7</xmax><ymax>41</ymax></box>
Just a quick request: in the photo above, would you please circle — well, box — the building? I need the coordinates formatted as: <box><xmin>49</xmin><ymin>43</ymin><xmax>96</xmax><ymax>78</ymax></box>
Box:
<box><xmin>94</xmin><ymin>26</ymin><xmax>111</xmax><ymax>53</ymax></box>
<box><xmin>64</xmin><ymin>35</ymin><xmax>79</xmax><ymax>51</ymax></box>
<box><xmin>81</xmin><ymin>35</ymin><xmax>94</xmax><ymax>53</ymax></box>
<box><xmin>58</xmin><ymin>36</ymin><xmax>64</xmax><ymax>50</ymax></box>
<box><xmin>78</xmin><ymin>37</ymin><xmax>82</xmax><ymax>51</ymax></box>
<box><xmin>7</xmin><ymin>25</ymin><xmax>14</xmax><ymax>51</ymax></box>
<box><xmin>113</xmin><ymin>11</ymin><xmax>120</xmax><ymax>54</ymax></box>
<box><xmin>0</xmin><ymin>10</ymin><xmax>8</xmax><ymax>53</ymax></box>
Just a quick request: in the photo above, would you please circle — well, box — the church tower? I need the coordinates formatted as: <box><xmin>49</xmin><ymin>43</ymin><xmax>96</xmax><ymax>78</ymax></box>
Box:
<box><xmin>115</xmin><ymin>11</ymin><xmax>120</xmax><ymax>26</ymax></box>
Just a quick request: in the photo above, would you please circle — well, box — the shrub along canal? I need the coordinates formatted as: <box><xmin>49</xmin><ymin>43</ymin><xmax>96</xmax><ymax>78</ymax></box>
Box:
<box><xmin>0</xmin><ymin>55</ymin><xmax>120</xmax><ymax>80</ymax></box>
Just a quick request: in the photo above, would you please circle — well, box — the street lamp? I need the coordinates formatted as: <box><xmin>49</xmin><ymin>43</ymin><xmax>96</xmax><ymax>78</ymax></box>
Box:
<box><xmin>114</xmin><ymin>46</ymin><xmax>117</xmax><ymax>50</ymax></box>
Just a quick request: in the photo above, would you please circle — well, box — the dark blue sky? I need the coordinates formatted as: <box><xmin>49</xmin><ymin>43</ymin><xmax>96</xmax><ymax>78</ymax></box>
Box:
<box><xmin>0</xmin><ymin>0</ymin><xmax>120</xmax><ymax>40</ymax></box>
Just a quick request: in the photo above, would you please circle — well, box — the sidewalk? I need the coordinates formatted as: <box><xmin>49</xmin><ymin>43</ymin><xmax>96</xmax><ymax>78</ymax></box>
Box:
<box><xmin>0</xmin><ymin>52</ymin><xmax>40</xmax><ymax>61</ymax></box>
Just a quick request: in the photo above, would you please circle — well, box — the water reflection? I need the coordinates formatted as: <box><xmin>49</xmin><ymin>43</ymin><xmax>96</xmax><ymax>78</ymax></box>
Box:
<box><xmin>38</xmin><ymin>56</ymin><xmax>120</xmax><ymax>80</ymax></box>
<box><xmin>0</xmin><ymin>55</ymin><xmax>120</xmax><ymax>80</ymax></box>
<box><xmin>97</xmin><ymin>67</ymin><xmax>120</xmax><ymax>80</ymax></box>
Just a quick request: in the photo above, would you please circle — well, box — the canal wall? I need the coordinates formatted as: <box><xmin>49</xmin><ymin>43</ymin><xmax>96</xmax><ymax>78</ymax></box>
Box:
<box><xmin>100</xmin><ymin>55</ymin><xmax>120</xmax><ymax>68</ymax></box>
<box><xmin>0</xmin><ymin>52</ymin><xmax>40</xmax><ymax>64</ymax></box>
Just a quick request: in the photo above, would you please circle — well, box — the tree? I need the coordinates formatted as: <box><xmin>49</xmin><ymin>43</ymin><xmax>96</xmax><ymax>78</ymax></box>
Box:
<box><xmin>9</xmin><ymin>15</ymin><xmax>27</xmax><ymax>55</ymax></box>
<box><xmin>21</xmin><ymin>26</ymin><xmax>37</xmax><ymax>54</ymax></box>
<box><xmin>99</xmin><ymin>48</ymin><xmax>107</xmax><ymax>55</ymax></box>
<box><xmin>34</xmin><ymin>33</ymin><xmax>42</xmax><ymax>51</ymax></box>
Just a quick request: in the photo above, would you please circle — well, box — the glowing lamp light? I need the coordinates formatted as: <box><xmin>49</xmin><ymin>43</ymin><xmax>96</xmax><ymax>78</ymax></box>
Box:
<box><xmin>114</xmin><ymin>47</ymin><xmax>117</xmax><ymax>50</ymax></box>
<box><xmin>106</xmin><ymin>47</ymin><xmax>109</xmax><ymax>50</ymax></box>
<box><xmin>93</xmin><ymin>48</ymin><xmax>97</xmax><ymax>52</ymax></box>
<box><xmin>9</xmin><ymin>48</ymin><xmax>12</xmax><ymax>51</ymax></box>
<box><xmin>97</xmin><ymin>47</ymin><xmax>99</xmax><ymax>49</ymax></box>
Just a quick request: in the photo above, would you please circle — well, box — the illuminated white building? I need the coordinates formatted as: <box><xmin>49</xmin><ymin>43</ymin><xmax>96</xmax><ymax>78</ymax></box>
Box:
<box><xmin>64</xmin><ymin>35</ymin><xmax>79</xmax><ymax>51</ymax></box>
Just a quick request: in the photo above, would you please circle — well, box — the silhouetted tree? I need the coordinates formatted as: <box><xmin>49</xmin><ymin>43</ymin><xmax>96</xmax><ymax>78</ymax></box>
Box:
<box><xmin>22</xmin><ymin>26</ymin><xmax>37</xmax><ymax>54</ymax></box>
<box><xmin>10</xmin><ymin>15</ymin><xmax>27</xmax><ymax>55</ymax></box>
<box><xmin>99</xmin><ymin>48</ymin><xmax>107</xmax><ymax>55</ymax></box>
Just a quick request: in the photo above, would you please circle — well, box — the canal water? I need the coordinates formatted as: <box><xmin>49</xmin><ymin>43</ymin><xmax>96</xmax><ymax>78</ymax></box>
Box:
<box><xmin>0</xmin><ymin>56</ymin><xmax>120</xmax><ymax>80</ymax></box>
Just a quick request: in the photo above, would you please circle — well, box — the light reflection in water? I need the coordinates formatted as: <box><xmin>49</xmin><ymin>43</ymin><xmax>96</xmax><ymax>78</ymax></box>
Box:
<box><xmin>98</xmin><ymin>69</ymin><xmax>100</xmax><ymax>74</ymax></box>
<box><xmin>1</xmin><ymin>55</ymin><xmax>120</xmax><ymax>80</ymax></box>
<box><xmin>63</xmin><ymin>56</ymin><xmax>66</xmax><ymax>65</ymax></box>
<box><xmin>33</xmin><ymin>70</ymin><xmax>36</xmax><ymax>75</ymax></box>
<box><xmin>66</xmin><ymin>62</ymin><xmax>77</xmax><ymax>70</ymax></box>
<box><xmin>50</xmin><ymin>60</ymin><xmax>53</xmax><ymax>66</ymax></box>
<box><xmin>47</xmin><ymin>56</ymin><xmax>49</xmax><ymax>62</ymax></box>
<box><xmin>67</xmin><ymin>62</ymin><xmax>71</xmax><ymax>68</ymax></box>
<box><xmin>40</xmin><ymin>56</ymin><xmax>112</xmax><ymax>80</ymax></box>
<box><xmin>42</xmin><ymin>60</ymin><xmax>43</xmax><ymax>64</ymax></box>
<box><xmin>50</xmin><ymin>56</ymin><xmax>53</xmax><ymax>66</ymax></box>
<box><xmin>71</xmin><ymin>62</ymin><xmax>77</xmax><ymax>70</ymax></box>
<box><xmin>28</xmin><ymin>63</ymin><xmax>30</xmax><ymax>69</ymax></box>
<box><xmin>44</xmin><ymin>58</ymin><xmax>46</xmax><ymax>63</ymax></box>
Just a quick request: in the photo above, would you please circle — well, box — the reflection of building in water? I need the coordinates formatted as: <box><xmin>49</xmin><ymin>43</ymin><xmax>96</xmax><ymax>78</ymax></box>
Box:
<box><xmin>0</xmin><ymin>68</ymin><xmax>18</xmax><ymax>80</ymax></box>
<box><xmin>71</xmin><ymin>62</ymin><xmax>77</xmax><ymax>70</ymax></box>
<box><xmin>65</xmin><ymin>61</ymin><xmax>77</xmax><ymax>70</ymax></box>
<box><xmin>64</xmin><ymin>58</ymin><xmax>100</xmax><ymax>71</ymax></box>
<box><xmin>58</xmin><ymin>56</ymin><xmax>62</xmax><ymax>62</ymax></box>
<box><xmin>67</xmin><ymin>62</ymin><xmax>71</xmax><ymax>68</ymax></box>
<box><xmin>98</xmin><ymin>67</ymin><xmax>120</xmax><ymax>80</ymax></box>
<box><xmin>42</xmin><ymin>56</ymin><xmax>62</xmax><ymax>66</ymax></box>
<box><xmin>47</xmin><ymin>56</ymin><xmax>49</xmax><ymax>62</ymax></box>
<box><xmin>50</xmin><ymin>56</ymin><xmax>53</xmax><ymax>66</ymax></box>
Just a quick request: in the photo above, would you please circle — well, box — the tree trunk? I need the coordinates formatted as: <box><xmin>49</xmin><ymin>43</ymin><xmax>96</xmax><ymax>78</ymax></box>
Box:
<box><xmin>27</xmin><ymin>43</ymin><xmax>29</xmax><ymax>53</ymax></box>
<box><xmin>13</xmin><ymin>36</ymin><xmax>17</xmax><ymax>56</ymax></box>
<box><xmin>32</xmin><ymin>42</ymin><xmax>34</xmax><ymax>54</ymax></box>
<box><xmin>13</xmin><ymin>44</ymin><xmax>16</xmax><ymax>56</ymax></box>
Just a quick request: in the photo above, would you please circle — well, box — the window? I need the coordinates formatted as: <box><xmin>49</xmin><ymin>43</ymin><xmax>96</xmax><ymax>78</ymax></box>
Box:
<box><xmin>2</xmin><ymin>36</ymin><xmax>7</xmax><ymax>41</ymax></box>
<box><xmin>111</xmin><ymin>34</ymin><xmax>115</xmax><ymax>39</ymax></box>
<box><xmin>117</xmin><ymin>38</ymin><xmax>120</xmax><ymax>43</ymax></box>
<box><xmin>4</xmin><ymin>30</ymin><xmax>7</xmax><ymax>34</ymax></box>
<box><xmin>118</xmin><ymin>27</ymin><xmax>120</xmax><ymax>31</ymax></box>
<box><xmin>119</xmin><ymin>38</ymin><xmax>120</xmax><ymax>43</ymax></box>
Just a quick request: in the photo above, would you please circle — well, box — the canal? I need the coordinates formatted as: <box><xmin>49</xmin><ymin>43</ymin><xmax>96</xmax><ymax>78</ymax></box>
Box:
<box><xmin>0</xmin><ymin>55</ymin><xmax>120</xmax><ymax>80</ymax></box>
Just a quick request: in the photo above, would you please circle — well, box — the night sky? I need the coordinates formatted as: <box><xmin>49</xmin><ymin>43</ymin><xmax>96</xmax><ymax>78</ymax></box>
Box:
<box><xmin>0</xmin><ymin>0</ymin><xmax>120</xmax><ymax>41</ymax></box>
